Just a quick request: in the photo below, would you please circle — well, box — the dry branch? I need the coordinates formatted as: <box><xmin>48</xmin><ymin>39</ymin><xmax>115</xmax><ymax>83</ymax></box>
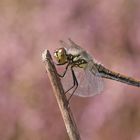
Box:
<box><xmin>42</xmin><ymin>50</ymin><xmax>81</xmax><ymax>140</ymax></box>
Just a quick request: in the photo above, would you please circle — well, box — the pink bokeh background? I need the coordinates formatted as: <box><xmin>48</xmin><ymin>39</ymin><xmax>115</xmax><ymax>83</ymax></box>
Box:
<box><xmin>0</xmin><ymin>0</ymin><xmax>140</xmax><ymax>140</ymax></box>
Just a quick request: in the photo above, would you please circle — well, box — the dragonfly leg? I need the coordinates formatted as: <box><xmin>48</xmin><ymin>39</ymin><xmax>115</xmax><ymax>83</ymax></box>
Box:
<box><xmin>65</xmin><ymin>66</ymin><xmax>78</xmax><ymax>102</ymax></box>
<box><xmin>55</xmin><ymin>63</ymin><xmax>70</xmax><ymax>77</ymax></box>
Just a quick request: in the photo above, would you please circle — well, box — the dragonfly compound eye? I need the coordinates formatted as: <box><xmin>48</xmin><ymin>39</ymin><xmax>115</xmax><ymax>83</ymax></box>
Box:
<box><xmin>54</xmin><ymin>48</ymin><xmax>68</xmax><ymax>64</ymax></box>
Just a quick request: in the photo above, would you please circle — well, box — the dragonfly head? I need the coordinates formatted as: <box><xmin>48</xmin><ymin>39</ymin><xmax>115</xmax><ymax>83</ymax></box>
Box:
<box><xmin>54</xmin><ymin>48</ymin><xmax>68</xmax><ymax>64</ymax></box>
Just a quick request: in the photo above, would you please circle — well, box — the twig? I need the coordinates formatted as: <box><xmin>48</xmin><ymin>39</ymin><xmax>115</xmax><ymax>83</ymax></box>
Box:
<box><xmin>42</xmin><ymin>50</ymin><xmax>81</xmax><ymax>140</ymax></box>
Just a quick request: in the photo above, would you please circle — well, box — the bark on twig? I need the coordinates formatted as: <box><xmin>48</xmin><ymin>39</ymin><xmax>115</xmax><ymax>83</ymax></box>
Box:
<box><xmin>42</xmin><ymin>50</ymin><xmax>81</xmax><ymax>140</ymax></box>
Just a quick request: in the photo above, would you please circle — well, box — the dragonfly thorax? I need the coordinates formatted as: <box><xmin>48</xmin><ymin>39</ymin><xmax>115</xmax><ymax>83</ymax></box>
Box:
<box><xmin>67</xmin><ymin>54</ymin><xmax>88</xmax><ymax>68</ymax></box>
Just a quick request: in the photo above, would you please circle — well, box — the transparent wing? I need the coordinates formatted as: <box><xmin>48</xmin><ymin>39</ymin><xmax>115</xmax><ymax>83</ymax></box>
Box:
<box><xmin>60</xmin><ymin>39</ymin><xmax>95</xmax><ymax>62</ymax></box>
<box><xmin>74</xmin><ymin>66</ymin><xmax>104</xmax><ymax>97</ymax></box>
<box><xmin>59</xmin><ymin>39</ymin><xmax>84</xmax><ymax>55</ymax></box>
<box><xmin>61</xmin><ymin>62</ymin><xmax>104</xmax><ymax>97</ymax></box>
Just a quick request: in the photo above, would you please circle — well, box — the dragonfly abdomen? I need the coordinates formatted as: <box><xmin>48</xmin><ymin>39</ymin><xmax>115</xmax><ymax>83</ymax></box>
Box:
<box><xmin>95</xmin><ymin>64</ymin><xmax>140</xmax><ymax>87</ymax></box>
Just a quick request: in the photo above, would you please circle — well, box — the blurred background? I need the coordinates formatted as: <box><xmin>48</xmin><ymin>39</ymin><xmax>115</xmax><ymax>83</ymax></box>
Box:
<box><xmin>0</xmin><ymin>0</ymin><xmax>140</xmax><ymax>140</ymax></box>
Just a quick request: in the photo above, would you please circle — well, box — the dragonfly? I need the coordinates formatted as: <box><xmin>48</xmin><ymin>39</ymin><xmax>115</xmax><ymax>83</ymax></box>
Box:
<box><xmin>54</xmin><ymin>39</ymin><xmax>140</xmax><ymax>100</ymax></box>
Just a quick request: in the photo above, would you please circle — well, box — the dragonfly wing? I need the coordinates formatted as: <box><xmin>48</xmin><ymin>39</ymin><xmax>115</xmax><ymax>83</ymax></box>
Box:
<box><xmin>60</xmin><ymin>39</ymin><xmax>84</xmax><ymax>55</ymax></box>
<box><xmin>61</xmin><ymin>64</ymin><xmax>104</xmax><ymax>97</ymax></box>
<box><xmin>74</xmin><ymin>65</ymin><xmax>104</xmax><ymax>97</ymax></box>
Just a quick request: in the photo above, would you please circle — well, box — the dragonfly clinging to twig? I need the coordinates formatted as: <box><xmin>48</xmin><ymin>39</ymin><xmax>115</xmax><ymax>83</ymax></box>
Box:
<box><xmin>54</xmin><ymin>39</ymin><xmax>140</xmax><ymax>99</ymax></box>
